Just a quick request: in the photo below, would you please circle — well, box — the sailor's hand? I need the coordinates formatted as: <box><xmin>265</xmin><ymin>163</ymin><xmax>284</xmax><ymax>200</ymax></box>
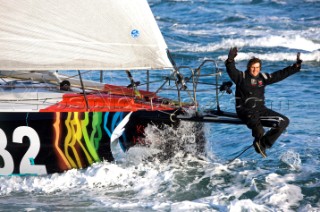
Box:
<box><xmin>228</xmin><ymin>47</ymin><xmax>238</xmax><ymax>61</ymax></box>
<box><xmin>295</xmin><ymin>52</ymin><xmax>303</xmax><ymax>68</ymax></box>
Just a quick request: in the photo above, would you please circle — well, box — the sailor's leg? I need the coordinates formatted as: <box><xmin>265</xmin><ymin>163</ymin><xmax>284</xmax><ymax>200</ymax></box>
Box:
<box><xmin>237</xmin><ymin>109</ymin><xmax>267</xmax><ymax>157</ymax></box>
<box><xmin>237</xmin><ymin>110</ymin><xmax>264</xmax><ymax>140</ymax></box>
<box><xmin>260</xmin><ymin>109</ymin><xmax>289</xmax><ymax>148</ymax></box>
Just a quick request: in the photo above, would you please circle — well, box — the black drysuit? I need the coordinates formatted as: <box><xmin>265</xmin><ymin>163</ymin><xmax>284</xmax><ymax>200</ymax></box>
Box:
<box><xmin>225</xmin><ymin>59</ymin><xmax>300</xmax><ymax>148</ymax></box>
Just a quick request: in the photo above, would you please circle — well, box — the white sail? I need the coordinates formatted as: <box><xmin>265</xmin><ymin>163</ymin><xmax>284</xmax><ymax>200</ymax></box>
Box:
<box><xmin>0</xmin><ymin>0</ymin><xmax>173</xmax><ymax>71</ymax></box>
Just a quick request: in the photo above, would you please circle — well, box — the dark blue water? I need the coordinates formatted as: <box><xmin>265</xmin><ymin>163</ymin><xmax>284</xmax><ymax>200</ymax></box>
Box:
<box><xmin>0</xmin><ymin>0</ymin><xmax>319</xmax><ymax>211</ymax></box>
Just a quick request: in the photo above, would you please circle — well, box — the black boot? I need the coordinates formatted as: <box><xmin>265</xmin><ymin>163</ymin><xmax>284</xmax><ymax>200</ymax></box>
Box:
<box><xmin>253</xmin><ymin>137</ymin><xmax>267</xmax><ymax>158</ymax></box>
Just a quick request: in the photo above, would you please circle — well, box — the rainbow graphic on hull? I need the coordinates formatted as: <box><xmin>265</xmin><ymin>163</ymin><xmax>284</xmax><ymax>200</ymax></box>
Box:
<box><xmin>0</xmin><ymin>110</ymin><xmax>176</xmax><ymax>175</ymax></box>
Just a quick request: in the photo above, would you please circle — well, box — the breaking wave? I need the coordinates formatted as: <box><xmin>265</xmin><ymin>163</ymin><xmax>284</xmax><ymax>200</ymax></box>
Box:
<box><xmin>180</xmin><ymin>35</ymin><xmax>320</xmax><ymax>61</ymax></box>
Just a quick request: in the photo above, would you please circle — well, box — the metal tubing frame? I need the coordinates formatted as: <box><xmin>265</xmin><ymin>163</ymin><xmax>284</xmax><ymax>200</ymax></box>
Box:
<box><xmin>174</xmin><ymin>59</ymin><xmax>222</xmax><ymax>111</ymax></box>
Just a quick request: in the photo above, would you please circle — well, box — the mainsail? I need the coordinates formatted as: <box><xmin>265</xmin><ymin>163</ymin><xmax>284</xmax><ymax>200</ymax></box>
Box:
<box><xmin>0</xmin><ymin>0</ymin><xmax>173</xmax><ymax>71</ymax></box>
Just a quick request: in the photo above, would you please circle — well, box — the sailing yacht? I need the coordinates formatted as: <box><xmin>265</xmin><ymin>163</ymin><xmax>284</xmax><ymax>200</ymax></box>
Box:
<box><xmin>0</xmin><ymin>0</ymin><xmax>246</xmax><ymax>175</ymax></box>
<box><xmin>0</xmin><ymin>0</ymin><xmax>202</xmax><ymax>175</ymax></box>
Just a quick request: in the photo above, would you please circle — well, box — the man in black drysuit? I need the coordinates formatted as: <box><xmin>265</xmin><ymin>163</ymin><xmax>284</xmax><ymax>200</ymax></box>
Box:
<box><xmin>225</xmin><ymin>47</ymin><xmax>302</xmax><ymax>157</ymax></box>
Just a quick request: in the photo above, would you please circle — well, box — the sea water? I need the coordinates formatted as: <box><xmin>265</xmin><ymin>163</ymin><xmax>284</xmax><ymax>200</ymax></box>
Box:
<box><xmin>1</xmin><ymin>0</ymin><xmax>319</xmax><ymax>211</ymax></box>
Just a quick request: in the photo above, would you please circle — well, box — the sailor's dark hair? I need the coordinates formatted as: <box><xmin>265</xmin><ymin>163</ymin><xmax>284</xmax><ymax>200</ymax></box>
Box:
<box><xmin>247</xmin><ymin>57</ymin><xmax>262</xmax><ymax>70</ymax></box>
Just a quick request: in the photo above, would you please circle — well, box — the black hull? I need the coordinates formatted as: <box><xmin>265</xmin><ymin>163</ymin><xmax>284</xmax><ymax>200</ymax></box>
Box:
<box><xmin>0</xmin><ymin>110</ymin><xmax>179</xmax><ymax>175</ymax></box>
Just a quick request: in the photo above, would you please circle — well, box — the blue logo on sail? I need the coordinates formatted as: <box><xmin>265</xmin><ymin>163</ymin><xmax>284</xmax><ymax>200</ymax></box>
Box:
<box><xmin>131</xmin><ymin>29</ymin><xmax>140</xmax><ymax>38</ymax></box>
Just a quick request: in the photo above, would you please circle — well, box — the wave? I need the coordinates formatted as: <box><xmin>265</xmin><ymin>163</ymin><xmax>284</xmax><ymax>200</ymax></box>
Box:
<box><xmin>182</xmin><ymin>35</ymin><xmax>320</xmax><ymax>52</ymax></box>
<box><xmin>0</xmin><ymin>157</ymin><xmax>313</xmax><ymax>211</ymax></box>
<box><xmin>217</xmin><ymin>51</ymin><xmax>320</xmax><ymax>62</ymax></box>
<box><xmin>176</xmin><ymin>34</ymin><xmax>320</xmax><ymax>61</ymax></box>
<box><xmin>222</xmin><ymin>35</ymin><xmax>320</xmax><ymax>52</ymax></box>
<box><xmin>0</xmin><ymin>145</ymin><xmax>318</xmax><ymax>211</ymax></box>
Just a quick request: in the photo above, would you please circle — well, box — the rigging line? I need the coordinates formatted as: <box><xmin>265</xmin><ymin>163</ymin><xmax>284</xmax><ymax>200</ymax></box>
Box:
<box><xmin>227</xmin><ymin>144</ymin><xmax>253</xmax><ymax>165</ymax></box>
<box><xmin>78</xmin><ymin>70</ymin><xmax>89</xmax><ymax>111</ymax></box>
<box><xmin>58</xmin><ymin>70</ymin><xmax>92</xmax><ymax>80</ymax></box>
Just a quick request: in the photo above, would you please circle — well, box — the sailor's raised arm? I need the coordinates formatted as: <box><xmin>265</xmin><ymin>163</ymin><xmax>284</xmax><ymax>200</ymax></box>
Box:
<box><xmin>225</xmin><ymin>47</ymin><xmax>243</xmax><ymax>84</ymax></box>
<box><xmin>264</xmin><ymin>52</ymin><xmax>302</xmax><ymax>85</ymax></box>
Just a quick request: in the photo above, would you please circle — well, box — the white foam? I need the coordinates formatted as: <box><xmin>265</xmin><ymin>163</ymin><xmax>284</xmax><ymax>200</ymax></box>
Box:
<box><xmin>186</xmin><ymin>35</ymin><xmax>320</xmax><ymax>53</ymax></box>
<box><xmin>218</xmin><ymin>50</ymin><xmax>320</xmax><ymax>62</ymax></box>
<box><xmin>0</xmin><ymin>161</ymin><xmax>143</xmax><ymax>195</ymax></box>
<box><xmin>229</xmin><ymin>199</ymin><xmax>270</xmax><ymax>212</ymax></box>
<box><xmin>280</xmin><ymin>150</ymin><xmax>301</xmax><ymax>170</ymax></box>
<box><xmin>257</xmin><ymin>173</ymin><xmax>304</xmax><ymax>211</ymax></box>
<box><xmin>268</xmin><ymin>184</ymin><xmax>302</xmax><ymax>206</ymax></box>
<box><xmin>239</xmin><ymin>35</ymin><xmax>320</xmax><ymax>52</ymax></box>
<box><xmin>0</xmin><ymin>122</ymin><xmax>314</xmax><ymax>211</ymax></box>
<box><xmin>171</xmin><ymin>201</ymin><xmax>211</xmax><ymax>211</ymax></box>
<box><xmin>0</xmin><ymin>155</ymin><xmax>312</xmax><ymax>211</ymax></box>
<box><xmin>189</xmin><ymin>161</ymin><xmax>306</xmax><ymax>211</ymax></box>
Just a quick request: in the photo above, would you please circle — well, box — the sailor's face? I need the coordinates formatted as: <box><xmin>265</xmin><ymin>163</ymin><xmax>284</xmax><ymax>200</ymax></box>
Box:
<box><xmin>249</xmin><ymin>62</ymin><xmax>261</xmax><ymax>77</ymax></box>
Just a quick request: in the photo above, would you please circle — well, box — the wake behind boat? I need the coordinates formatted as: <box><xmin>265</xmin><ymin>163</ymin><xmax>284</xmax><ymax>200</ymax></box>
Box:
<box><xmin>0</xmin><ymin>0</ymin><xmax>261</xmax><ymax>176</ymax></box>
